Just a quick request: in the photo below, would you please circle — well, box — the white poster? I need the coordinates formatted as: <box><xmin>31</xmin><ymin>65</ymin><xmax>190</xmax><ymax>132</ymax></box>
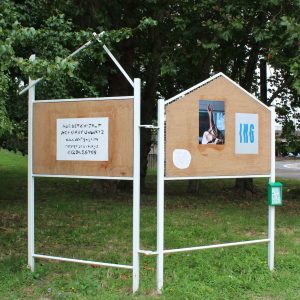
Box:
<box><xmin>235</xmin><ymin>113</ymin><xmax>258</xmax><ymax>154</ymax></box>
<box><xmin>56</xmin><ymin>117</ymin><xmax>109</xmax><ymax>161</ymax></box>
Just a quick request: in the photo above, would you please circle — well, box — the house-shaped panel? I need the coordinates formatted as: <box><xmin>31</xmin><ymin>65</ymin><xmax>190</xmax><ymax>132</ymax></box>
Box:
<box><xmin>165</xmin><ymin>73</ymin><xmax>271</xmax><ymax>177</ymax></box>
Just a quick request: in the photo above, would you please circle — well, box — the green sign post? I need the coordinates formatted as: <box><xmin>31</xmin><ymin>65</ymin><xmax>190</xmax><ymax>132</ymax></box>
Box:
<box><xmin>268</xmin><ymin>182</ymin><xmax>283</xmax><ymax>206</ymax></box>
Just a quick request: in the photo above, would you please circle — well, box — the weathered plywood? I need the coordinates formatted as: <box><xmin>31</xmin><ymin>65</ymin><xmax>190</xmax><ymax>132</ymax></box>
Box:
<box><xmin>166</xmin><ymin>76</ymin><xmax>271</xmax><ymax>177</ymax></box>
<box><xmin>33</xmin><ymin>99</ymin><xmax>133</xmax><ymax>177</ymax></box>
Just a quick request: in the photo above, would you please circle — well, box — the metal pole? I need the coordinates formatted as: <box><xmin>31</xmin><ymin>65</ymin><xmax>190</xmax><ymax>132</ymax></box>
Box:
<box><xmin>163</xmin><ymin>239</ymin><xmax>270</xmax><ymax>254</ymax></box>
<box><xmin>157</xmin><ymin>99</ymin><xmax>165</xmax><ymax>293</ymax></box>
<box><xmin>268</xmin><ymin>106</ymin><xmax>276</xmax><ymax>270</ymax></box>
<box><xmin>33</xmin><ymin>254</ymin><xmax>133</xmax><ymax>270</ymax></box>
<box><xmin>19</xmin><ymin>39</ymin><xmax>93</xmax><ymax>95</ymax></box>
<box><xmin>93</xmin><ymin>33</ymin><xmax>134</xmax><ymax>88</ymax></box>
<box><xmin>132</xmin><ymin>78</ymin><xmax>141</xmax><ymax>293</ymax></box>
<box><xmin>28</xmin><ymin>54</ymin><xmax>36</xmax><ymax>271</ymax></box>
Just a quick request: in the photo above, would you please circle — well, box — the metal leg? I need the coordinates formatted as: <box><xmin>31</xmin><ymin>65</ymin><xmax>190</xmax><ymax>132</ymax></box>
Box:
<box><xmin>132</xmin><ymin>78</ymin><xmax>141</xmax><ymax>293</ymax></box>
<box><xmin>268</xmin><ymin>106</ymin><xmax>276</xmax><ymax>271</ymax></box>
<box><xmin>268</xmin><ymin>206</ymin><xmax>275</xmax><ymax>270</ymax></box>
<box><xmin>28</xmin><ymin>54</ymin><xmax>36</xmax><ymax>271</ymax></box>
<box><xmin>157</xmin><ymin>99</ymin><xmax>165</xmax><ymax>293</ymax></box>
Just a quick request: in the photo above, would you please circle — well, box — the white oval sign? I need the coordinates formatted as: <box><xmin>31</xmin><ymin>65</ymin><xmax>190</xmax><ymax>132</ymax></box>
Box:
<box><xmin>173</xmin><ymin>149</ymin><xmax>191</xmax><ymax>169</ymax></box>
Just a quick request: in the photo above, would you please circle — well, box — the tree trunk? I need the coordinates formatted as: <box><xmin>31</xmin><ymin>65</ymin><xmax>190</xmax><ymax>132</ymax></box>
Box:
<box><xmin>260</xmin><ymin>58</ymin><xmax>267</xmax><ymax>104</ymax></box>
<box><xmin>234</xmin><ymin>177</ymin><xmax>256</xmax><ymax>194</ymax></box>
<box><xmin>187</xmin><ymin>180</ymin><xmax>201</xmax><ymax>194</ymax></box>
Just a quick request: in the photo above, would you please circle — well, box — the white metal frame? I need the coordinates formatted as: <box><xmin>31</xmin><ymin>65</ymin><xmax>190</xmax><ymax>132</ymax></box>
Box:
<box><xmin>23</xmin><ymin>35</ymin><xmax>141</xmax><ymax>293</ymax></box>
<box><xmin>156</xmin><ymin>89</ymin><xmax>276</xmax><ymax>292</ymax></box>
<box><xmin>23</xmin><ymin>37</ymin><xmax>277</xmax><ymax>294</ymax></box>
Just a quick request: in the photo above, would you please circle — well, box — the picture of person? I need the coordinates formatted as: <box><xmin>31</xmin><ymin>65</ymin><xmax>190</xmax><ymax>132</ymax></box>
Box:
<box><xmin>199</xmin><ymin>100</ymin><xmax>225</xmax><ymax>144</ymax></box>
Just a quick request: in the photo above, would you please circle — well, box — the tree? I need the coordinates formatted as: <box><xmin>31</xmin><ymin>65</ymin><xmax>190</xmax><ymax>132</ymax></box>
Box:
<box><xmin>1</xmin><ymin>0</ymin><xmax>299</xmax><ymax>192</ymax></box>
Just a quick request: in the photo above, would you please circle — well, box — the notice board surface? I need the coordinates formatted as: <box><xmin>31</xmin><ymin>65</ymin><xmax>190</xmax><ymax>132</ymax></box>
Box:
<box><xmin>165</xmin><ymin>76</ymin><xmax>271</xmax><ymax>177</ymax></box>
<box><xmin>33</xmin><ymin>99</ymin><xmax>133</xmax><ymax>177</ymax></box>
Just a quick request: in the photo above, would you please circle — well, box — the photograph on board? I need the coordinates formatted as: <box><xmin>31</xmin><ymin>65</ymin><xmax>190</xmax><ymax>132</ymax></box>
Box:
<box><xmin>199</xmin><ymin>100</ymin><xmax>225</xmax><ymax>144</ymax></box>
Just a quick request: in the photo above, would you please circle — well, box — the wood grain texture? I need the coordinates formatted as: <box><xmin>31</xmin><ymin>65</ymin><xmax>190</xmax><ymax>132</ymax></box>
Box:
<box><xmin>33</xmin><ymin>99</ymin><xmax>133</xmax><ymax>177</ymax></box>
<box><xmin>166</xmin><ymin>76</ymin><xmax>271</xmax><ymax>177</ymax></box>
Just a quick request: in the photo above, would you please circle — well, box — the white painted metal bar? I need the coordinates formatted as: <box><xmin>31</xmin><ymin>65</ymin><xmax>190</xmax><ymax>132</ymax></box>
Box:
<box><xmin>139</xmin><ymin>125</ymin><xmax>159</xmax><ymax>129</ymax></box>
<box><xmin>163</xmin><ymin>239</ymin><xmax>270</xmax><ymax>254</ymax></box>
<box><xmin>93</xmin><ymin>33</ymin><xmax>134</xmax><ymax>88</ymax></box>
<box><xmin>157</xmin><ymin>99</ymin><xmax>165</xmax><ymax>293</ymax></box>
<box><xmin>32</xmin><ymin>174</ymin><xmax>133</xmax><ymax>180</ymax></box>
<box><xmin>164</xmin><ymin>73</ymin><xmax>222</xmax><ymax>105</ymax></box>
<box><xmin>67</xmin><ymin>40</ymin><xmax>93</xmax><ymax>58</ymax></box>
<box><xmin>220</xmin><ymin>73</ymin><xmax>270</xmax><ymax>110</ymax></box>
<box><xmin>28</xmin><ymin>54</ymin><xmax>36</xmax><ymax>272</ymax></box>
<box><xmin>19</xmin><ymin>40</ymin><xmax>93</xmax><ymax>95</ymax></box>
<box><xmin>165</xmin><ymin>174</ymin><xmax>271</xmax><ymax>181</ymax></box>
<box><xmin>139</xmin><ymin>249</ymin><xmax>158</xmax><ymax>256</ymax></box>
<box><xmin>34</xmin><ymin>96</ymin><xmax>134</xmax><ymax>103</ymax></box>
<box><xmin>132</xmin><ymin>78</ymin><xmax>141</xmax><ymax>293</ymax></box>
<box><xmin>103</xmin><ymin>44</ymin><xmax>134</xmax><ymax>87</ymax></box>
<box><xmin>33</xmin><ymin>254</ymin><xmax>133</xmax><ymax>270</ymax></box>
<box><xmin>20</xmin><ymin>79</ymin><xmax>40</xmax><ymax>96</ymax></box>
<box><xmin>140</xmin><ymin>237</ymin><xmax>270</xmax><ymax>255</ymax></box>
<box><xmin>268</xmin><ymin>106</ymin><xmax>276</xmax><ymax>271</ymax></box>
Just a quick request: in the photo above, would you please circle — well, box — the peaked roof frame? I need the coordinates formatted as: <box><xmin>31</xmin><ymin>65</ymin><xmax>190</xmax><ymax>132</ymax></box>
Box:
<box><xmin>164</xmin><ymin>72</ymin><xmax>270</xmax><ymax>110</ymax></box>
<box><xmin>19</xmin><ymin>32</ymin><xmax>134</xmax><ymax>96</ymax></box>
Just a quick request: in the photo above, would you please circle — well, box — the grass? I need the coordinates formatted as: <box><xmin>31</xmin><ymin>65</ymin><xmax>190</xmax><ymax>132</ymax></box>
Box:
<box><xmin>0</xmin><ymin>149</ymin><xmax>300</xmax><ymax>299</ymax></box>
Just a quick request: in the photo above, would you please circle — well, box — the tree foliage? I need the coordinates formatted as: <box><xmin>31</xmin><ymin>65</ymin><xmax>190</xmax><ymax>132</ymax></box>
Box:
<box><xmin>0</xmin><ymin>0</ymin><xmax>299</xmax><ymax>186</ymax></box>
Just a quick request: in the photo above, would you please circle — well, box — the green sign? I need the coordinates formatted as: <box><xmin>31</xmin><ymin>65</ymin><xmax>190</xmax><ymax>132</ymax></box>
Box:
<box><xmin>268</xmin><ymin>182</ymin><xmax>283</xmax><ymax>206</ymax></box>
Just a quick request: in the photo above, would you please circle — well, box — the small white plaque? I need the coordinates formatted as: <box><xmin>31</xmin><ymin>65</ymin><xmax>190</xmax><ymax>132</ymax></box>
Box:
<box><xmin>272</xmin><ymin>187</ymin><xmax>281</xmax><ymax>205</ymax></box>
<box><xmin>173</xmin><ymin>149</ymin><xmax>191</xmax><ymax>169</ymax></box>
<box><xmin>56</xmin><ymin>117</ymin><xmax>109</xmax><ymax>161</ymax></box>
<box><xmin>235</xmin><ymin>113</ymin><xmax>258</xmax><ymax>154</ymax></box>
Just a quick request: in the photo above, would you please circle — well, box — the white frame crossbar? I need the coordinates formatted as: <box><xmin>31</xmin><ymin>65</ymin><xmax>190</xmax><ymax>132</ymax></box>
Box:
<box><xmin>23</xmin><ymin>35</ymin><xmax>142</xmax><ymax>293</ymax></box>
<box><xmin>156</xmin><ymin>97</ymin><xmax>276</xmax><ymax>293</ymax></box>
<box><xmin>33</xmin><ymin>254</ymin><xmax>133</xmax><ymax>270</ymax></box>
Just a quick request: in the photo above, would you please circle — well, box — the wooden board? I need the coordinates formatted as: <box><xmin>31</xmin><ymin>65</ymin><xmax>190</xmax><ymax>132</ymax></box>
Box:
<box><xmin>33</xmin><ymin>99</ymin><xmax>133</xmax><ymax>177</ymax></box>
<box><xmin>166</xmin><ymin>76</ymin><xmax>271</xmax><ymax>177</ymax></box>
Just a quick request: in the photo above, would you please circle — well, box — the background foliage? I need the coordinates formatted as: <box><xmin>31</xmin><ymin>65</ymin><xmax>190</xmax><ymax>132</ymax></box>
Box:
<box><xmin>0</xmin><ymin>0</ymin><xmax>299</xmax><ymax>179</ymax></box>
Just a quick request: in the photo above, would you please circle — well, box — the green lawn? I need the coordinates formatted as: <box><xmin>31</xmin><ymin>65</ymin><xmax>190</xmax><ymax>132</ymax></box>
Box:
<box><xmin>0</xmin><ymin>149</ymin><xmax>299</xmax><ymax>299</ymax></box>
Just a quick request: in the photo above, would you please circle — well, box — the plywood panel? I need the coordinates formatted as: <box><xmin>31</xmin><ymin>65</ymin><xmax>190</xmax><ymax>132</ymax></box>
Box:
<box><xmin>166</xmin><ymin>76</ymin><xmax>271</xmax><ymax>177</ymax></box>
<box><xmin>33</xmin><ymin>99</ymin><xmax>133</xmax><ymax>177</ymax></box>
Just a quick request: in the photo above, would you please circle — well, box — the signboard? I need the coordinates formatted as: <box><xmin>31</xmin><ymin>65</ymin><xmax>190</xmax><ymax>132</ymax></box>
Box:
<box><xmin>33</xmin><ymin>99</ymin><xmax>133</xmax><ymax>177</ymax></box>
<box><xmin>268</xmin><ymin>182</ymin><xmax>283</xmax><ymax>206</ymax></box>
<box><xmin>56</xmin><ymin>117</ymin><xmax>109</xmax><ymax>161</ymax></box>
<box><xmin>235</xmin><ymin>113</ymin><xmax>258</xmax><ymax>154</ymax></box>
<box><xmin>165</xmin><ymin>74</ymin><xmax>271</xmax><ymax>177</ymax></box>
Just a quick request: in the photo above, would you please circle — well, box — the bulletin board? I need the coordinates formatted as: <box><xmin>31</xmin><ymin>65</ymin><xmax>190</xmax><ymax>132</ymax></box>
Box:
<box><xmin>165</xmin><ymin>76</ymin><xmax>271</xmax><ymax>177</ymax></box>
<box><xmin>33</xmin><ymin>99</ymin><xmax>134</xmax><ymax>177</ymax></box>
